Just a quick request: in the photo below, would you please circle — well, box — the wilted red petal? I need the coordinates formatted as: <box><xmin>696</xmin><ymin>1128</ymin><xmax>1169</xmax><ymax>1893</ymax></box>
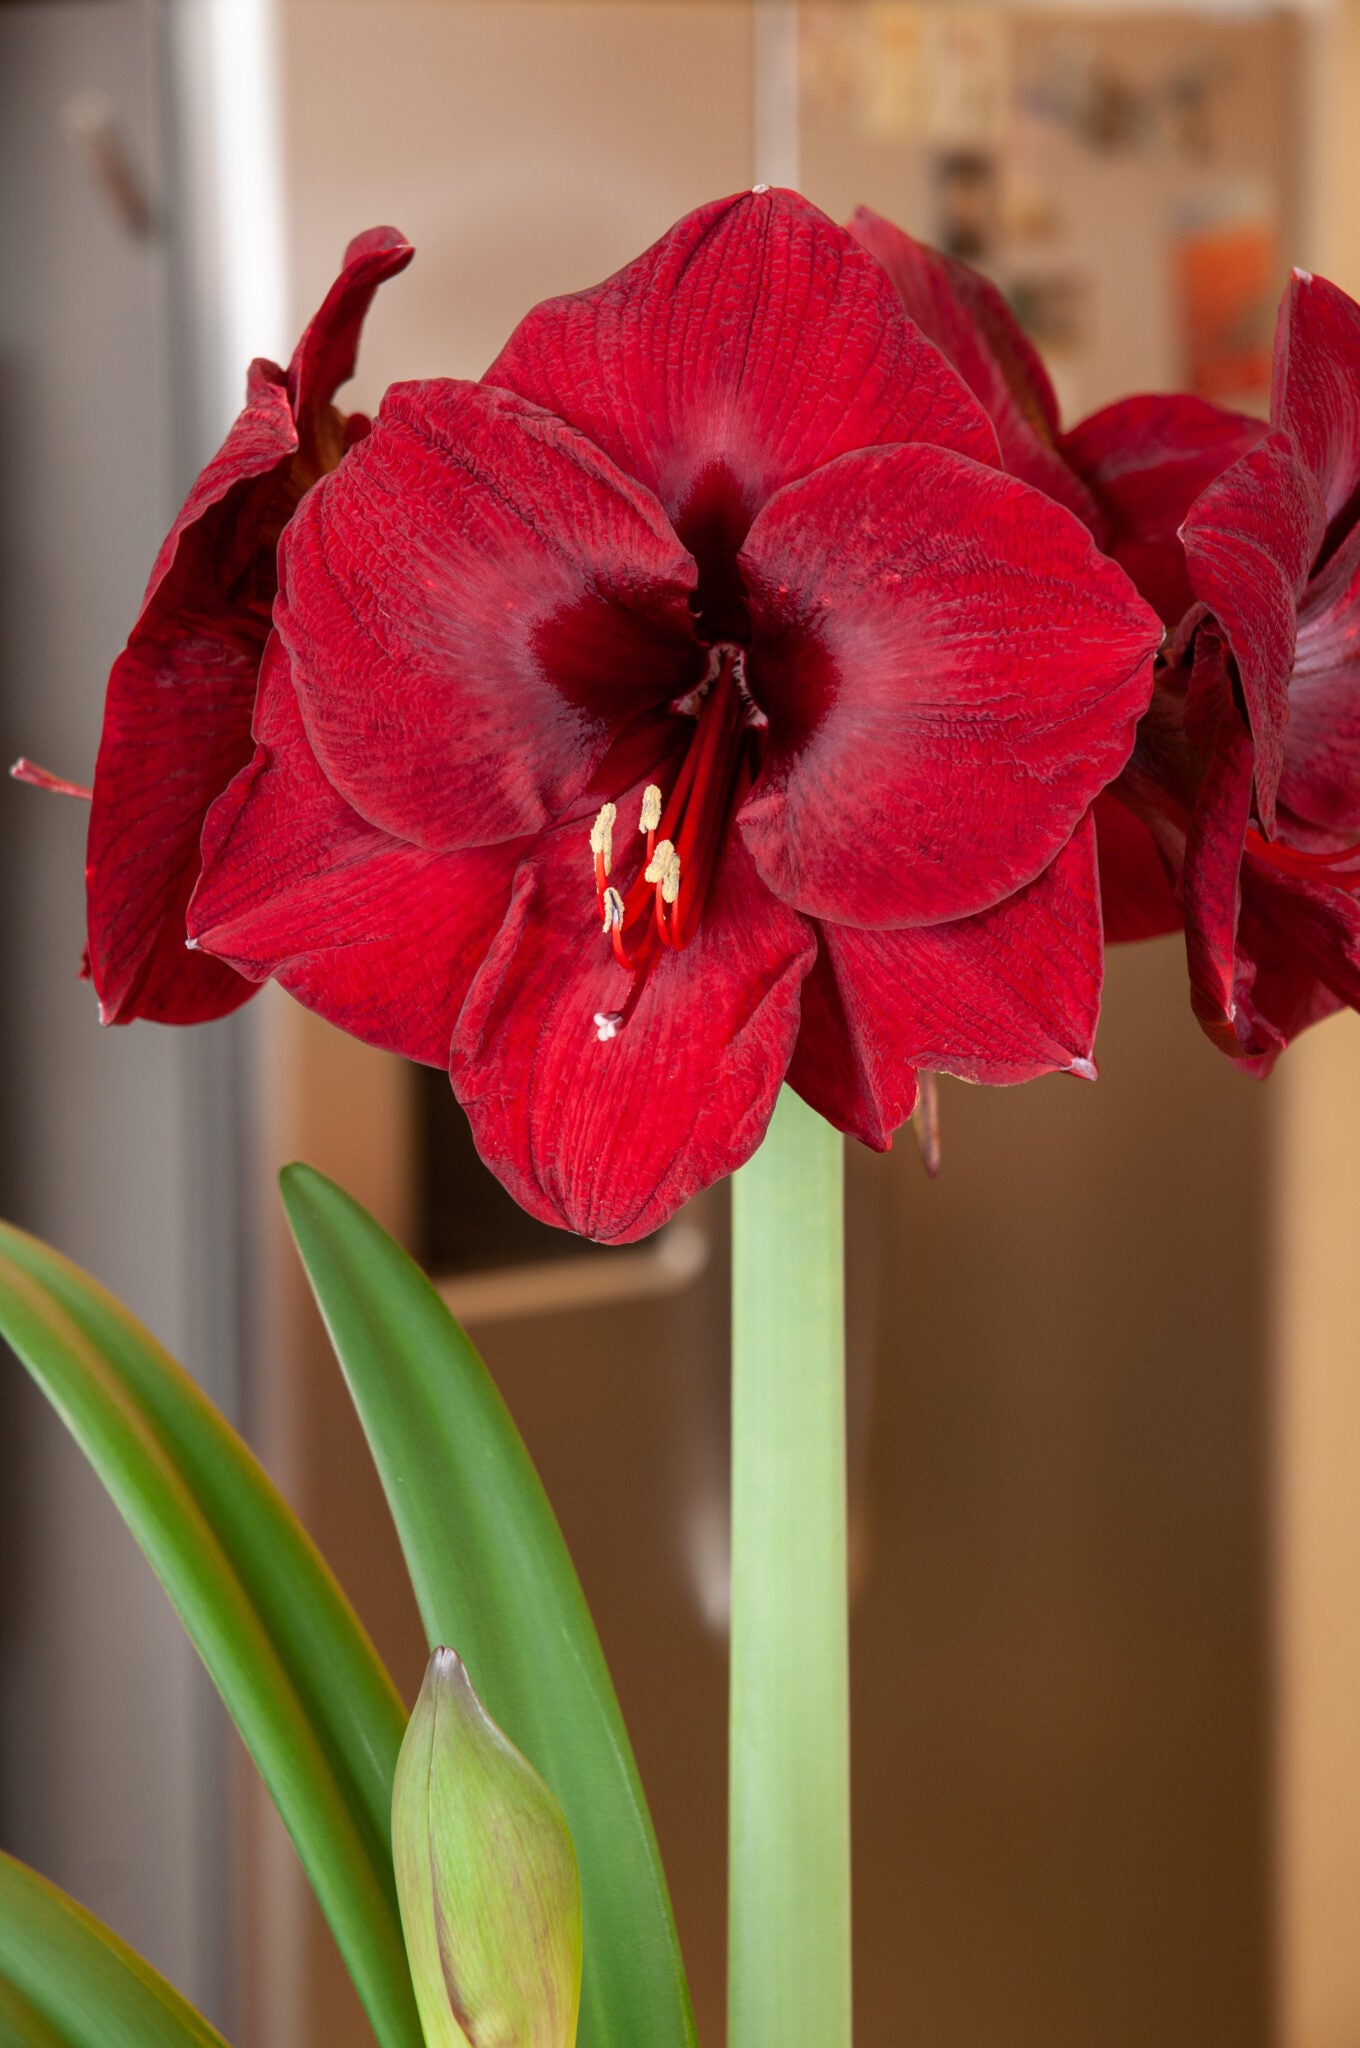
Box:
<box><xmin>737</xmin><ymin>442</ymin><xmax>1159</xmax><ymax>927</ymax></box>
<box><xmin>484</xmin><ymin>187</ymin><xmax>998</xmax><ymax>614</ymax></box>
<box><xmin>789</xmin><ymin>817</ymin><xmax>1102</xmax><ymax>1142</ymax></box>
<box><xmin>1064</xmin><ymin>393</ymin><xmax>1266</xmax><ymax>625</ymax></box>
<box><xmin>449</xmin><ymin>815</ymin><xmax>814</xmax><ymax>1242</ymax></box>
<box><xmin>1272</xmin><ymin>269</ymin><xmax>1360</xmax><ymax>529</ymax></box>
<box><xmin>1277</xmin><ymin>521</ymin><xmax>1360</xmax><ymax>832</ymax></box>
<box><xmin>287</xmin><ymin>226</ymin><xmax>413</xmax><ymax>458</ymax></box>
<box><xmin>190</xmin><ymin>638</ymin><xmax>519</xmax><ymax>1065</ymax></box>
<box><xmin>1095</xmin><ymin>789</ymin><xmax>1182</xmax><ymax>941</ymax></box>
<box><xmin>277</xmin><ymin>380</ymin><xmax>701</xmax><ymax>855</ymax></box>
<box><xmin>848</xmin><ymin>206</ymin><xmax>1102</xmax><ymax>532</ymax></box>
<box><xmin>1179</xmin><ymin>430</ymin><xmax>1325</xmax><ymax>833</ymax></box>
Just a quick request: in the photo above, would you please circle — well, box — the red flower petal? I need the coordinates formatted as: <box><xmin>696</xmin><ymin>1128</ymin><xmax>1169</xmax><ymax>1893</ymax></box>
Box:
<box><xmin>1094</xmin><ymin>790</ymin><xmax>1182</xmax><ymax>942</ymax></box>
<box><xmin>448</xmin><ymin>815</ymin><xmax>815</xmax><ymax>1242</ymax></box>
<box><xmin>87</xmin><ymin>231</ymin><xmax>411</xmax><ymax>1026</ymax></box>
<box><xmin>1229</xmin><ymin>859</ymin><xmax>1360</xmax><ymax>1071</ymax></box>
<box><xmin>1179</xmin><ymin>430</ymin><xmax>1325</xmax><ymax>834</ymax></box>
<box><xmin>483</xmin><ymin>187</ymin><xmax>998</xmax><ymax>615</ymax></box>
<box><xmin>86</xmin><ymin>359</ymin><xmax>293</xmax><ymax>1024</ymax></box>
<box><xmin>1181</xmin><ymin>691</ymin><xmax>1256</xmax><ymax>1051</ymax></box>
<box><xmin>189</xmin><ymin>638</ymin><xmax>518</xmax><ymax>1066</ymax></box>
<box><xmin>1273</xmin><ymin>270</ymin><xmax>1360</xmax><ymax>527</ymax></box>
<box><xmin>286</xmin><ymin>226</ymin><xmax>413</xmax><ymax>458</ymax></box>
<box><xmin>789</xmin><ymin>817</ymin><xmax>1103</xmax><ymax>1145</ymax></box>
<box><xmin>1064</xmin><ymin>393</ymin><xmax>1266</xmax><ymax>626</ymax></box>
<box><xmin>736</xmin><ymin>443</ymin><xmax>1160</xmax><ymax>928</ymax></box>
<box><xmin>1278</xmin><ymin>521</ymin><xmax>1360</xmax><ymax>832</ymax></box>
<box><xmin>277</xmin><ymin>380</ymin><xmax>701</xmax><ymax>854</ymax></box>
<box><xmin>848</xmin><ymin>206</ymin><xmax>1103</xmax><ymax>533</ymax></box>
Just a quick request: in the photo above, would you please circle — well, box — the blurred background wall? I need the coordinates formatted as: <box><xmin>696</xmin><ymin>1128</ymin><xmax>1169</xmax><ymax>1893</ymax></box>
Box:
<box><xmin>3</xmin><ymin>3</ymin><xmax>1360</xmax><ymax>2046</ymax></box>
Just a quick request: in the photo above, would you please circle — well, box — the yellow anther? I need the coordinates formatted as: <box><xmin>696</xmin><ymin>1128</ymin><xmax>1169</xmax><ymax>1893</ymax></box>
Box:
<box><xmin>601</xmin><ymin>885</ymin><xmax>625</xmax><ymax>934</ymax></box>
<box><xmin>661</xmin><ymin>854</ymin><xmax>681</xmax><ymax>907</ymax></box>
<box><xmin>589</xmin><ymin>802</ymin><xmax>617</xmax><ymax>874</ymax></box>
<box><xmin>640</xmin><ymin>784</ymin><xmax>663</xmax><ymax>834</ymax></box>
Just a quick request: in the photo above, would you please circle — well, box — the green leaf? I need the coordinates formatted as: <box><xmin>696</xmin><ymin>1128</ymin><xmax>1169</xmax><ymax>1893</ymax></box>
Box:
<box><xmin>393</xmin><ymin>1650</ymin><xmax>581</xmax><ymax>2048</ymax></box>
<box><xmin>0</xmin><ymin>1227</ymin><xmax>421</xmax><ymax>2048</ymax></box>
<box><xmin>280</xmin><ymin>1164</ymin><xmax>697</xmax><ymax>2048</ymax></box>
<box><xmin>0</xmin><ymin>1849</ymin><xmax>227</xmax><ymax>2048</ymax></box>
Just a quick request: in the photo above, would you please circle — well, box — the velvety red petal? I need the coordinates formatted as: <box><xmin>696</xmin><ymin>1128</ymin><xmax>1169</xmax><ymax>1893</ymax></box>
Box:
<box><xmin>1278</xmin><ymin>522</ymin><xmax>1360</xmax><ymax>832</ymax></box>
<box><xmin>448</xmin><ymin>816</ymin><xmax>815</xmax><ymax>1242</ymax></box>
<box><xmin>1229</xmin><ymin>857</ymin><xmax>1360</xmax><ymax>1070</ymax></box>
<box><xmin>848</xmin><ymin>206</ymin><xmax>1102</xmax><ymax>532</ymax></box>
<box><xmin>784</xmin><ymin>944</ymin><xmax>910</xmax><ymax>1151</ymax></box>
<box><xmin>1272</xmin><ymin>269</ymin><xmax>1360</xmax><ymax>528</ymax></box>
<box><xmin>277</xmin><ymin>380</ymin><xmax>700</xmax><ymax>854</ymax></box>
<box><xmin>286</xmin><ymin>226</ymin><xmax>413</xmax><ymax>448</ymax></box>
<box><xmin>737</xmin><ymin>443</ymin><xmax>1159</xmax><ymax>928</ymax></box>
<box><xmin>87</xmin><ymin>512</ymin><xmax>277</xmax><ymax>1026</ymax></box>
<box><xmin>87</xmin><ymin>230</ymin><xmax>413</xmax><ymax>1029</ymax></box>
<box><xmin>1095</xmin><ymin>789</ymin><xmax>1182</xmax><ymax>941</ymax></box>
<box><xmin>1064</xmin><ymin>393</ymin><xmax>1266</xmax><ymax>625</ymax></box>
<box><xmin>483</xmin><ymin>188</ymin><xmax>998</xmax><ymax>598</ymax></box>
<box><xmin>1181</xmin><ymin>695</ymin><xmax>1256</xmax><ymax>1052</ymax></box>
<box><xmin>1179</xmin><ymin>430</ymin><xmax>1325</xmax><ymax>833</ymax></box>
<box><xmin>790</xmin><ymin>816</ymin><xmax>1102</xmax><ymax>1142</ymax></box>
<box><xmin>139</xmin><ymin>359</ymin><xmax>297</xmax><ymax>608</ymax></box>
<box><xmin>188</xmin><ymin>638</ymin><xmax>519</xmax><ymax>1066</ymax></box>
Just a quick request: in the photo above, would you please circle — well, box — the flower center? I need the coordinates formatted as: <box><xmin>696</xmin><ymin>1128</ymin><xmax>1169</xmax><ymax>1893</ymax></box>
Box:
<box><xmin>1245</xmin><ymin>826</ymin><xmax>1360</xmax><ymax>892</ymax></box>
<box><xmin>589</xmin><ymin>646</ymin><xmax>759</xmax><ymax>1040</ymax></box>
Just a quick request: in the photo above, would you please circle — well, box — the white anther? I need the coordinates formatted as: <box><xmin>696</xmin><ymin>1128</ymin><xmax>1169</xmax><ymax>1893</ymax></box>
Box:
<box><xmin>640</xmin><ymin>784</ymin><xmax>663</xmax><ymax>833</ymax></box>
<box><xmin>601</xmin><ymin>885</ymin><xmax>625</xmax><ymax>934</ymax></box>
<box><xmin>644</xmin><ymin>838</ymin><xmax>676</xmax><ymax>886</ymax></box>
<box><xmin>589</xmin><ymin>801</ymin><xmax>617</xmax><ymax>874</ymax></box>
<box><xmin>593</xmin><ymin>1010</ymin><xmax>622</xmax><ymax>1042</ymax></box>
<box><xmin>645</xmin><ymin>839</ymin><xmax>681</xmax><ymax>906</ymax></box>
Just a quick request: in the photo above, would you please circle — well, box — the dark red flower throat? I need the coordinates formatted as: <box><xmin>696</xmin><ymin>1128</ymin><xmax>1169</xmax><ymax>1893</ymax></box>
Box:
<box><xmin>591</xmin><ymin>645</ymin><xmax>764</xmax><ymax>1039</ymax></box>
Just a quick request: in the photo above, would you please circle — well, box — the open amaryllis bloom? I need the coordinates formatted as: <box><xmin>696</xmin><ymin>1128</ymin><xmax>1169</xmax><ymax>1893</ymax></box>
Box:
<box><xmin>85</xmin><ymin>226</ymin><xmax>412</xmax><ymax>1024</ymax></box>
<box><xmin>185</xmin><ymin>191</ymin><xmax>1159</xmax><ymax>1241</ymax></box>
<box><xmin>1098</xmin><ymin>270</ymin><xmax>1360</xmax><ymax>1064</ymax></box>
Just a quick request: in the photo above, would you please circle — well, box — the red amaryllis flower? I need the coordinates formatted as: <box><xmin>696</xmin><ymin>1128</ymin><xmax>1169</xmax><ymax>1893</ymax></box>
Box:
<box><xmin>1099</xmin><ymin>271</ymin><xmax>1360</xmax><ymax>1064</ymax></box>
<box><xmin>187</xmin><ymin>190</ymin><xmax>1159</xmax><ymax>1241</ymax></box>
<box><xmin>1063</xmin><ymin>393</ymin><xmax>1266</xmax><ymax>941</ymax></box>
<box><xmin>1063</xmin><ymin>393</ymin><xmax>1266</xmax><ymax>631</ymax></box>
<box><xmin>86</xmin><ymin>226</ymin><xmax>412</xmax><ymax>1024</ymax></box>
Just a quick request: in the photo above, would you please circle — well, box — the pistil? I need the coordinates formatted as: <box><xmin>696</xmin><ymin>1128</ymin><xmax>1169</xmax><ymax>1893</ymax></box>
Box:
<box><xmin>586</xmin><ymin>647</ymin><xmax>757</xmax><ymax>1033</ymax></box>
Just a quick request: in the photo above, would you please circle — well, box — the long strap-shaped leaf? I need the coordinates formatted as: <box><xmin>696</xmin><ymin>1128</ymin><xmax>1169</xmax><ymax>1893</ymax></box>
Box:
<box><xmin>0</xmin><ymin>1850</ymin><xmax>227</xmax><ymax>2048</ymax></box>
<box><xmin>280</xmin><ymin>1164</ymin><xmax>697</xmax><ymax>2048</ymax></box>
<box><xmin>0</xmin><ymin>1228</ymin><xmax>421</xmax><ymax>2048</ymax></box>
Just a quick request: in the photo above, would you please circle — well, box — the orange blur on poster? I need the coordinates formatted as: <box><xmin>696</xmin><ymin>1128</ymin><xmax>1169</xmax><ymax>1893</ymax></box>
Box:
<box><xmin>1175</xmin><ymin>215</ymin><xmax>1278</xmax><ymax>407</ymax></box>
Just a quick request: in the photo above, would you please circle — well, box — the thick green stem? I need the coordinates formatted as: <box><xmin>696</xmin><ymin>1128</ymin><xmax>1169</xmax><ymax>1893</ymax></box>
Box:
<box><xmin>729</xmin><ymin>1086</ymin><xmax>850</xmax><ymax>2048</ymax></box>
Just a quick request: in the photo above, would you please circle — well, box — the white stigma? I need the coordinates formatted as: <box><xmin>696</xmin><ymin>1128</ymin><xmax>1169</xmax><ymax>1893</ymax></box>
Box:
<box><xmin>589</xmin><ymin>801</ymin><xmax>617</xmax><ymax>874</ymax></box>
<box><xmin>601</xmin><ymin>885</ymin><xmax>625</xmax><ymax>934</ymax></box>
<box><xmin>640</xmin><ymin>783</ymin><xmax>663</xmax><ymax>834</ymax></box>
<box><xmin>593</xmin><ymin>1010</ymin><xmax>622</xmax><ymax>1042</ymax></box>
